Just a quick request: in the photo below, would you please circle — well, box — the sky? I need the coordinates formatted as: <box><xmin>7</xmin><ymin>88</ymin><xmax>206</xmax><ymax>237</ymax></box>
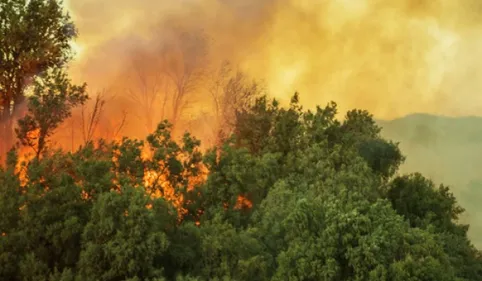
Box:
<box><xmin>64</xmin><ymin>0</ymin><xmax>482</xmax><ymax>120</ymax></box>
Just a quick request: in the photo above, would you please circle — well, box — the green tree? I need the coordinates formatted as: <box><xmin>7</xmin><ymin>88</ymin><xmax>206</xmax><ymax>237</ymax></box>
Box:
<box><xmin>338</xmin><ymin>109</ymin><xmax>404</xmax><ymax>179</ymax></box>
<box><xmin>386</xmin><ymin>173</ymin><xmax>482</xmax><ymax>280</ymax></box>
<box><xmin>0</xmin><ymin>0</ymin><xmax>77</xmax><ymax>158</ymax></box>
<box><xmin>15</xmin><ymin>69</ymin><xmax>87</xmax><ymax>159</ymax></box>
<box><xmin>386</xmin><ymin>173</ymin><xmax>465</xmax><ymax>231</ymax></box>
<box><xmin>0</xmin><ymin>150</ymin><xmax>23</xmax><ymax>280</ymax></box>
<box><xmin>14</xmin><ymin>151</ymin><xmax>92</xmax><ymax>281</ymax></box>
<box><xmin>78</xmin><ymin>185</ymin><xmax>171</xmax><ymax>281</ymax></box>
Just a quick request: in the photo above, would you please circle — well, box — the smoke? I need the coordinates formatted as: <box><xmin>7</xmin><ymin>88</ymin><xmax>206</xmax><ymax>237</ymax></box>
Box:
<box><xmin>65</xmin><ymin>0</ymin><xmax>482</xmax><ymax>121</ymax></box>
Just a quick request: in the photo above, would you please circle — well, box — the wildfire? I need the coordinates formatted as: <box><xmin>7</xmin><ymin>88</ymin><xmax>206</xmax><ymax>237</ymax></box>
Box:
<box><xmin>25</xmin><ymin>128</ymin><xmax>40</xmax><ymax>142</ymax></box>
<box><xmin>143</xmin><ymin>170</ymin><xmax>178</xmax><ymax>201</ymax></box>
<box><xmin>8</xmin><ymin>116</ymin><xmax>249</xmax><ymax>226</ymax></box>
<box><xmin>235</xmin><ymin>195</ymin><xmax>253</xmax><ymax>210</ymax></box>
<box><xmin>15</xmin><ymin>149</ymin><xmax>34</xmax><ymax>186</ymax></box>
<box><xmin>8</xmin><ymin>143</ymin><xmax>252</xmax><ymax>229</ymax></box>
<box><xmin>142</xmin><ymin>162</ymin><xmax>209</xmax><ymax>219</ymax></box>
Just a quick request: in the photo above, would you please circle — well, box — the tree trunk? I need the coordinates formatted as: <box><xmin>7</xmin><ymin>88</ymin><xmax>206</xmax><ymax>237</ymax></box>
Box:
<box><xmin>0</xmin><ymin>100</ymin><xmax>14</xmax><ymax>164</ymax></box>
<box><xmin>0</xmin><ymin>120</ymin><xmax>4</xmax><ymax>164</ymax></box>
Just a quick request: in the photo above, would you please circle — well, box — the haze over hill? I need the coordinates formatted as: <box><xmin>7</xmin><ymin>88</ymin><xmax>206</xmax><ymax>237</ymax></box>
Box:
<box><xmin>378</xmin><ymin>113</ymin><xmax>482</xmax><ymax>247</ymax></box>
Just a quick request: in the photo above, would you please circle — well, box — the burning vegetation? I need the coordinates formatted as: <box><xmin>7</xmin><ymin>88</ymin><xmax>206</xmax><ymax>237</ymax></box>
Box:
<box><xmin>1</xmin><ymin>1</ymin><xmax>482</xmax><ymax>281</ymax></box>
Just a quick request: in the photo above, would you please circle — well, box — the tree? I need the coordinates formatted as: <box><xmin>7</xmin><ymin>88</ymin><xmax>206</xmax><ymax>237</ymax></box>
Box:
<box><xmin>15</xmin><ymin>69</ymin><xmax>87</xmax><ymax>159</ymax></box>
<box><xmin>15</xmin><ymin>151</ymin><xmax>92</xmax><ymax>280</ymax></box>
<box><xmin>337</xmin><ymin>109</ymin><xmax>405</xmax><ymax>179</ymax></box>
<box><xmin>80</xmin><ymin>92</ymin><xmax>106</xmax><ymax>145</ymax></box>
<box><xmin>386</xmin><ymin>173</ymin><xmax>482</xmax><ymax>280</ymax></box>
<box><xmin>78</xmin><ymin>185</ymin><xmax>171</xmax><ymax>281</ymax></box>
<box><xmin>0</xmin><ymin>150</ymin><xmax>23</xmax><ymax>280</ymax></box>
<box><xmin>161</xmin><ymin>30</ymin><xmax>209</xmax><ymax>132</ymax></box>
<box><xmin>208</xmin><ymin>61</ymin><xmax>263</xmax><ymax>144</ymax></box>
<box><xmin>125</xmin><ymin>50</ymin><xmax>167</xmax><ymax>134</ymax></box>
<box><xmin>0</xmin><ymin>0</ymin><xmax>77</xmax><ymax>158</ymax></box>
<box><xmin>386</xmin><ymin>173</ymin><xmax>465</xmax><ymax>231</ymax></box>
<box><xmin>233</xmin><ymin>95</ymin><xmax>279</xmax><ymax>155</ymax></box>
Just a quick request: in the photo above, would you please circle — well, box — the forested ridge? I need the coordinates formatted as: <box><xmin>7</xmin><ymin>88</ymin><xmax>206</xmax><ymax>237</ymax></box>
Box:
<box><xmin>1</xmin><ymin>1</ymin><xmax>482</xmax><ymax>280</ymax></box>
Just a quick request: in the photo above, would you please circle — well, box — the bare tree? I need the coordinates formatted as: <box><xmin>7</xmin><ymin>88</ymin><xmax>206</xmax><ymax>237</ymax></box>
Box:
<box><xmin>84</xmin><ymin>90</ymin><xmax>128</xmax><ymax>142</ymax></box>
<box><xmin>208</xmin><ymin>61</ymin><xmax>263</xmax><ymax>144</ymax></box>
<box><xmin>223</xmin><ymin>71</ymin><xmax>263</xmax><ymax>126</ymax></box>
<box><xmin>125</xmin><ymin>50</ymin><xmax>166</xmax><ymax>134</ymax></box>
<box><xmin>76</xmin><ymin>89</ymin><xmax>127</xmax><ymax>146</ymax></box>
<box><xmin>103</xmin><ymin>109</ymin><xmax>128</xmax><ymax>141</ymax></box>
<box><xmin>81</xmin><ymin>92</ymin><xmax>106</xmax><ymax>144</ymax></box>
<box><xmin>161</xmin><ymin>30</ymin><xmax>210</xmax><ymax>131</ymax></box>
<box><xmin>209</xmin><ymin>61</ymin><xmax>231</xmax><ymax>125</ymax></box>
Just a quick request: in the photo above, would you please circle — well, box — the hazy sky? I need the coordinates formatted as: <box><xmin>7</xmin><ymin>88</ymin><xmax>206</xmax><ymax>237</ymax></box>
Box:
<box><xmin>65</xmin><ymin>0</ymin><xmax>482</xmax><ymax>119</ymax></box>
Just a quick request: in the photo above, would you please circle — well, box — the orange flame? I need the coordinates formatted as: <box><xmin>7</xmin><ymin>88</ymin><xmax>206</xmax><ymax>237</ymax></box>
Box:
<box><xmin>235</xmin><ymin>195</ymin><xmax>253</xmax><ymax>210</ymax></box>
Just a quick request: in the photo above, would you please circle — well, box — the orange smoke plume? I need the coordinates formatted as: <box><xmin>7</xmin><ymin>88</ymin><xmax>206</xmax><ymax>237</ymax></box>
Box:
<box><xmin>65</xmin><ymin>0</ymin><xmax>482</xmax><ymax>125</ymax></box>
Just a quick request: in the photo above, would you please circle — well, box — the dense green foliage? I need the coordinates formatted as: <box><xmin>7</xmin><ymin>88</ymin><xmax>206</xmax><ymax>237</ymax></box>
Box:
<box><xmin>377</xmin><ymin>114</ymin><xmax>482</xmax><ymax>248</ymax></box>
<box><xmin>1</xmin><ymin>92</ymin><xmax>482</xmax><ymax>281</ymax></box>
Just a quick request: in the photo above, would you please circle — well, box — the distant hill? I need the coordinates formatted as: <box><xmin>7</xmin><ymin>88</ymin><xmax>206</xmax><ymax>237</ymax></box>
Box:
<box><xmin>377</xmin><ymin>113</ymin><xmax>482</xmax><ymax>145</ymax></box>
<box><xmin>376</xmin><ymin>113</ymin><xmax>482</xmax><ymax>248</ymax></box>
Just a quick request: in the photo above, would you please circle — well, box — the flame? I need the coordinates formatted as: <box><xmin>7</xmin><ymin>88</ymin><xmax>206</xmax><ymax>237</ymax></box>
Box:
<box><xmin>9</xmin><ymin>133</ymin><xmax>247</xmax><ymax>227</ymax></box>
<box><xmin>14</xmin><ymin>128</ymin><xmax>40</xmax><ymax>185</ymax></box>
<box><xmin>142</xmin><ymin>161</ymin><xmax>209</xmax><ymax>219</ymax></box>
<box><xmin>25</xmin><ymin>128</ymin><xmax>40</xmax><ymax>143</ymax></box>
<box><xmin>234</xmin><ymin>195</ymin><xmax>253</xmax><ymax>210</ymax></box>
<box><xmin>143</xmin><ymin>170</ymin><xmax>176</xmax><ymax>199</ymax></box>
<box><xmin>143</xmin><ymin>169</ymin><xmax>188</xmax><ymax>218</ymax></box>
<box><xmin>81</xmin><ymin>190</ymin><xmax>90</xmax><ymax>200</ymax></box>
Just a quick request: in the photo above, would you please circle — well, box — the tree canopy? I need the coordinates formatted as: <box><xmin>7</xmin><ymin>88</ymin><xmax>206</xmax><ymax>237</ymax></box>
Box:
<box><xmin>1</xmin><ymin>92</ymin><xmax>481</xmax><ymax>281</ymax></box>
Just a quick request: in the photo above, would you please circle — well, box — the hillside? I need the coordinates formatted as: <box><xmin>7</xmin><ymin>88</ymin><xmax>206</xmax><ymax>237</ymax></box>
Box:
<box><xmin>377</xmin><ymin>113</ymin><xmax>482</xmax><ymax>247</ymax></box>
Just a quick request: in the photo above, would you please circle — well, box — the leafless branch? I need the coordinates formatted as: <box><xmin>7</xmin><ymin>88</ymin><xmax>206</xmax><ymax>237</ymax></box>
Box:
<box><xmin>113</xmin><ymin>110</ymin><xmax>128</xmax><ymax>139</ymax></box>
<box><xmin>160</xmin><ymin>30</ymin><xmax>209</xmax><ymax>129</ymax></box>
<box><xmin>81</xmin><ymin>91</ymin><xmax>106</xmax><ymax>144</ymax></box>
